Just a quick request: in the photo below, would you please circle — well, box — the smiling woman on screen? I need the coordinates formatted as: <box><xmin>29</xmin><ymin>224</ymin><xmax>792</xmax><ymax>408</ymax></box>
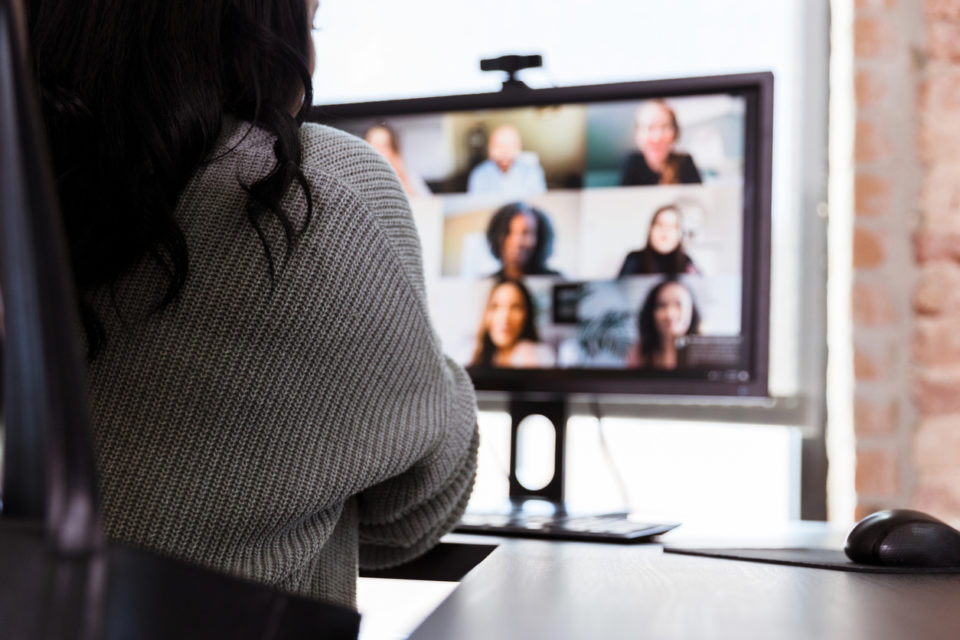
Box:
<box><xmin>618</xmin><ymin>204</ymin><xmax>700</xmax><ymax>276</ymax></box>
<box><xmin>628</xmin><ymin>278</ymin><xmax>701</xmax><ymax>370</ymax></box>
<box><xmin>470</xmin><ymin>279</ymin><xmax>556</xmax><ymax>369</ymax></box>
<box><xmin>621</xmin><ymin>100</ymin><xmax>702</xmax><ymax>186</ymax></box>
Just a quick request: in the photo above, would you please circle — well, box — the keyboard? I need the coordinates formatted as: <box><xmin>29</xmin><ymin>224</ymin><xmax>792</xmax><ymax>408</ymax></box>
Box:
<box><xmin>456</xmin><ymin>511</ymin><xmax>680</xmax><ymax>543</ymax></box>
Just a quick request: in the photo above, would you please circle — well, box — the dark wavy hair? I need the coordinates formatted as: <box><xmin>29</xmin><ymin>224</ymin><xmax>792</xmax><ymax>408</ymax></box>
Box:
<box><xmin>485</xmin><ymin>202</ymin><xmax>555</xmax><ymax>275</ymax></box>
<box><xmin>470</xmin><ymin>278</ymin><xmax>539</xmax><ymax>368</ymax></box>
<box><xmin>27</xmin><ymin>0</ymin><xmax>314</xmax><ymax>357</ymax></box>
<box><xmin>637</xmin><ymin>278</ymin><xmax>700</xmax><ymax>368</ymax></box>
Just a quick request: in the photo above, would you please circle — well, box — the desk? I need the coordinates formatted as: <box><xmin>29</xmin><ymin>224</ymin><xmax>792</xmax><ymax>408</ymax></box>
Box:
<box><xmin>406</xmin><ymin>530</ymin><xmax>960</xmax><ymax>640</ymax></box>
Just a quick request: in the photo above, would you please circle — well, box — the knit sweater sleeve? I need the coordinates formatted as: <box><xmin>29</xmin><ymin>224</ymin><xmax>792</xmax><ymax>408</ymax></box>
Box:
<box><xmin>298</xmin><ymin>124</ymin><xmax>479</xmax><ymax>570</ymax></box>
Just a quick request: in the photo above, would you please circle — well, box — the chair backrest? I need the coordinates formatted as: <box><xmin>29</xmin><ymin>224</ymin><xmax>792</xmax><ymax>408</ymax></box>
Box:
<box><xmin>0</xmin><ymin>7</ymin><xmax>361</xmax><ymax>637</ymax></box>
<box><xmin>0</xmin><ymin>0</ymin><xmax>103</xmax><ymax>554</ymax></box>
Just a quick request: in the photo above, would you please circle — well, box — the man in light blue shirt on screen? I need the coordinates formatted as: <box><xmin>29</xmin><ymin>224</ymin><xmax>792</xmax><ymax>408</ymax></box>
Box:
<box><xmin>467</xmin><ymin>124</ymin><xmax>547</xmax><ymax>197</ymax></box>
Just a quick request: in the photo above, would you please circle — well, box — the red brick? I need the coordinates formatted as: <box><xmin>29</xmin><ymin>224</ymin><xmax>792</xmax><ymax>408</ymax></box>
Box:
<box><xmin>918</xmin><ymin>164</ymin><xmax>960</xmax><ymax>226</ymax></box>
<box><xmin>855</xmin><ymin>173</ymin><xmax>893</xmax><ymax>217</ymax></box>
<box><xmin>854</xmin><ymin>393</ymin><xmax>899</xmax><ymax>436</ymax></box>
<box><xmin>914</xmin><ymin>367</ymin><xmax>960</xmax><ymax>415</ymax></box>
<box><xmin>914</xmin><ymin>415</ymin><xmax>960</xmax><ymax>468</ymax></box>
<box><xmin>856</xmin><ymin>0</ymin><xmax>896</xmax><ymax>8</ymax></box>
<box><xmin>854</xmin><ymin>346</ymin><xmax>882</xmax><ymax>381</ymax></box>
<box><xmin>919</xmin><ymin>71</ymin><xmax>960</xmax><ymax>115</ymax></box>
<box><xmin>855</xmin><ymin>15</ymin><xmax>899</xmax><ymax>59</ymax></box>
<box><xmin>913</xmin><ymin>317</ymin><xmax>960</xmax><ymax>366</ymax></box>
<box><xmin>852</xmin><ymin>0</ymin><xmax>960</xmax><ymax>530</ymax></box>
<box><xmin>928</xmin><ymin>22</ymin><xmax>960</xmax><ymax>61</ymax></box>
<box><xmin>926</xmin><ymin>0</ymin><xmax>960</xmax><ymax>20</ymax></box>
<box><xmin>853</xmin><ymin>279</ymin><xmax>898</xmax><ymax>326</ymax></box>
<box><xmin>855</xmin><ymin>447</ymin><xmax>899</xmax><ymax>495</ymax></box>
<box><xmin>917</xmin><ymin>117</ymin><xmax>960</xmax><ymax>163</ymax></box>
<box><xmin>913</xmin><ymin>262</ymin><xmax>960</xmax><ymax>314</ymax></box>
<box><xmin>912</xmin><ymin>228</ymin><xmax>960</xmax><ymax>263</ymax></box>
<box><xmin>856</xmin><ymin>69</ymin><xmax>890</xmax><ymax>109</ymax></box>
<box><xmin>914</xmin><ymin>469</ymin><xmax>960</xmax><ymax>526</ymax></box>
<box><xmin>853</xmin><ymin>226</ymin><xmax>887</xmax><ymax>269</ymax></box>
<box><xmin>855</xmin><ymin>119</ymin><xmax>894</xmax><ymax>164</ymax></box>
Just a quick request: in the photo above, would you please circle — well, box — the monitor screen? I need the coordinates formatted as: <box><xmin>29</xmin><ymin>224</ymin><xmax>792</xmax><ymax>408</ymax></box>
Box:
<box><xmin>310</xmin><ymin>73</ymin><xmax>772</xmax><ymax>397</ymax></box>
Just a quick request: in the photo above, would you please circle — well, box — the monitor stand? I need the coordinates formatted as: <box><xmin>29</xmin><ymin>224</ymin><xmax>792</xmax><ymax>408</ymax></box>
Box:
<box><xmin>507</xmin><ymin>395</ymin><xmax>568</xmax><ymax>515</ymax></box>
<box><xmin>456</xmin><ymin>395</ymin><xmax>679</xmax><ymax>542</ymax></box>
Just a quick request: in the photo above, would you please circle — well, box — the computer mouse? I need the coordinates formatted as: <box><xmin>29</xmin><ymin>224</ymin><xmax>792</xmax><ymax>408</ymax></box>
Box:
<box><xmin>845</xmin><ymin>509</ymin><xmax>960</xmax><ymax>567</ymax></box>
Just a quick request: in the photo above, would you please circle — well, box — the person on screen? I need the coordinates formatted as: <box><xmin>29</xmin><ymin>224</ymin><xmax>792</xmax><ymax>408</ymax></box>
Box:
<box><xmin>470</xmin><ymin>279</ymin><xmax>556</xmax><ymax>368</ymax></box>
<box><xmin>467</xmin><ymin>124</ymin><xmax>547</xmax><ymax>196</ymax></box>
<box><xmin>30</xmin><ymin>0</ymin><xmax>477</xmax><ymax>611</ymax></box>
<box><xmin>363</xmin><ymin>122</ymin><xmax>432</xmax><ymax>198</ymax></box>
<box><xmin>618</xmin><ymin>204</ymin><xmax>699</xmax><ymax>276</ymax></box>
<box><xmin>486</xmin><ymin>202</ymin><xmax>560</xmax><ymax>279</ymax></box>
<box><xmin>621</xmin><ymin>100</ymin><xmax>702</xmax><ymax>186</ymax></box>
<box><xmin>628</xmin><ymin>278</ymin><xmax>701</xmax><ymax>370</ymax></box>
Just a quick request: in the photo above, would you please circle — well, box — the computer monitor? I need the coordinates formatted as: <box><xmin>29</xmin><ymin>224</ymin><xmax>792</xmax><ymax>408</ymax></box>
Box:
<box><xmin>309</xmin><ymin>72</ymin><xmax>772</xmax><ymax>399</ymax></box>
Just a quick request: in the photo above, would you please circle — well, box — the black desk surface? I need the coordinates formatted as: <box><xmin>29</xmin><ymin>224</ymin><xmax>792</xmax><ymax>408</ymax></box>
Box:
<box><xmin>406</xmin><ymin>526</ymin><xmax>960</xmax><ymax>640</ymax></box>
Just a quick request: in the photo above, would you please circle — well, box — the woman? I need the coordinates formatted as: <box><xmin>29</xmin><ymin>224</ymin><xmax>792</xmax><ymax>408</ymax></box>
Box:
<box><xmin>28</xmin><ymin>0</ymin><xmax>477</xmax><ymax>610</ymax></box>
<box><xmin>628</xmin><ymin>278</ymin><xmax>701</xmax><ymax>370</ymax></box>
<box><xmin>363</xmin><ymin>122</ymin><xmax>432</xmax><ymax>198</ymax></box>
<box><xmin>618</xmin><ymin>204</ymin><xmax>699</xmax><ymax>276</ymax></box>
<box><xmin>621</xmin><ymin>100</ymin><xmax>702</xmax><ymax>186</ymax></box>
<box><xmin>470</xmin><ymin>279</ymin><xmax>556</xmax><ymax>368</ymax></box>
<box><xmin>485</xmin><ymin>202</ymin><xmax>560</xmax><ymax>279</ymax></box>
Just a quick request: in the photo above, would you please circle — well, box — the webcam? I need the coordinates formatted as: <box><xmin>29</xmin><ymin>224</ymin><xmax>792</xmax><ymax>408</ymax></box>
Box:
<box><xmin>480</xmin><ymin>54</ymin><xmax>543</xmax><ymax>91</ymax></box>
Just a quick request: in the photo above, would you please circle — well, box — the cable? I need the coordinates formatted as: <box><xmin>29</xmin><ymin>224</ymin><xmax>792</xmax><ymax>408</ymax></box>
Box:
<box><xmin>591</xmin><ymin>398</ymin><xmax>632</xmax><ymax>509</ymax></box>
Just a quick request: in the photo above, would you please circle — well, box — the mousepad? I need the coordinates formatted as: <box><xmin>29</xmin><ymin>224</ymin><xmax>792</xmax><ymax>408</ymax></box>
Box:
<box><xmin>662</xmin><ymin>547</ymin><xmax>960</xmax><ymax>573</ymax></box>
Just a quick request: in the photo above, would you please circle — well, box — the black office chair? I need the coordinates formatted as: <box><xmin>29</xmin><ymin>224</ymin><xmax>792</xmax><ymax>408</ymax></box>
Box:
<box><xmin>0</xmin><ymin>1</ymin><xmax>360</xmax><ymax>637</ymax></box>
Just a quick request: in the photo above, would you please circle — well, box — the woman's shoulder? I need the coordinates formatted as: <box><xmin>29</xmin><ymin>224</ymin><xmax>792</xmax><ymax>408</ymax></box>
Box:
<box><xmin>618</xmin><ymin>250</ymin><xmax>645</xmax><ymax>276</ymax></box>
<box><xmin>622</xmin><ymin>151</ymin><xmax>648</xmax><ymax>171</ymax></box>
<box><xmin>298</xmin><ymin>123</ymin><xmax>426</xmax><ymax>293</ymax></box>
<box><xmin>299</xmin><ymin>123</ymin><xmax>399</xmax><ymax>192</ymax></box>
<box><xmin>621</xmin><ymin>152</ymin><xmax>654</xmax><ymax>185</ymax></box>
<box><xmin>297</xmin><ymin>123</ymin><xmax>418</xmax><ymax>233</ymax></box>
<box><xmin>216</xmin><ymin>120</ymin><xmax>404</xmax><ymax>207</ymax></box>
<box><xmin>674</xmin><ymin>152</ymin><xmax>702</xmax><ymax>182</ymax></box>
<box><xmin>207</xmin><ymin>118</ymin><xmax>396</xmax><ymax>192</ymax></box>
<box><xmin>299</xmin><ymin>122</ymin><xmax>374</xmax><ymax>161</ymax></box>
<box><xmin>682</xmin><ymin>254</ymin><xmax>700</xmax><ymax>274</ymax></box>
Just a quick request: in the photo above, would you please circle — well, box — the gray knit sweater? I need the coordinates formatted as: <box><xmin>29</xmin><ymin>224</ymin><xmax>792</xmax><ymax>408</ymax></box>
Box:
<box><xmin>86</xmin><ymin>119</ymin><xmax>479</xmax><ymax>609</ymax></box>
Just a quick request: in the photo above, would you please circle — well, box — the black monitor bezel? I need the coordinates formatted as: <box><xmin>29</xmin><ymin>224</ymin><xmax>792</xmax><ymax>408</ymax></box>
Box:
<box><xmin>309</xmin><ymin>72</ymin><xmax>773</xmax><ymax>398</ymax></box>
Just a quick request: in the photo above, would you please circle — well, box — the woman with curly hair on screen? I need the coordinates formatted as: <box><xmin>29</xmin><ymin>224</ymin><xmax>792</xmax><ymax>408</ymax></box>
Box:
<box><xmin>485</xmin><ymin>201</ymin><xmax>560</xmax><ymax>279</ymax></box>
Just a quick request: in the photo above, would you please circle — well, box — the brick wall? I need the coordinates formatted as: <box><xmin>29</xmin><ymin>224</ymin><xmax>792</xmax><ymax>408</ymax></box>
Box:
<box><xmin>851</xmin><ymin>0</ymin><xmax>960</xmax><ymax>524</ymax></box>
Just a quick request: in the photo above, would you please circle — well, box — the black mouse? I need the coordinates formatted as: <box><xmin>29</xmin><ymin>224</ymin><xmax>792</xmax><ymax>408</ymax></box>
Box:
<box><xmin>845</xmin><ymin>509</ymin><xmax>960</xmax><ymax>567</ymax></box>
